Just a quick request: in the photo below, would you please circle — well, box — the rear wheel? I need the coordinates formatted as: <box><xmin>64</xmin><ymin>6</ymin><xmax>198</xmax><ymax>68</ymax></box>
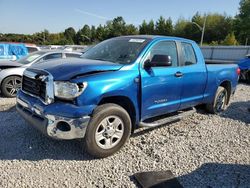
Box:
<box><xmin>84</xmin><ymin>103</ymin><xmax>131</xmax><ymax>158</ymax></box>
<box><xmin>1</xmin><ymin>76</ymin><xmax>22</xmax><ymax>97</ymax></box>
<box><xmin>206</xmin><ymin>86</ymin><xmax>228</xmax><ymax>114</ymax></box>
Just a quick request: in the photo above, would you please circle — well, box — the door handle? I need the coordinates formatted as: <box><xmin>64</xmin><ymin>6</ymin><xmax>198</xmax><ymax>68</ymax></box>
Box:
<box><xmin>175</xmin><ymin>72</ymin><xmax>183</xmax><ymax>77</ymax></box>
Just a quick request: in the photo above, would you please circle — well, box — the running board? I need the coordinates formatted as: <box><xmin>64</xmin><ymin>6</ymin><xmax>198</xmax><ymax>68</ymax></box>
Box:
<box><xmin>139</xmin><ymin>108</ymin><xmax>196</xmax><ymax>128</ymax></box>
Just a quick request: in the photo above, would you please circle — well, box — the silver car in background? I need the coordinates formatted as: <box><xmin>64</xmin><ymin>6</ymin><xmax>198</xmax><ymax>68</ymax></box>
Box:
<box><xmin>0</xmin><ymin>50</ymin><xmax>82</xmax><ymax>97</ymax></box>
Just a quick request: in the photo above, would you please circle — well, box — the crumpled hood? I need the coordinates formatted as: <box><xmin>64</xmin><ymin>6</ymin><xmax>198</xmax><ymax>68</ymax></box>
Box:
<box><xmin>0</xmin><ymin>60</ymin><xmax>22</xmax><ymax>69</ymax></box>
<box><xmin>30</xmin><ymin>58</ymin><xmax>123</xmax><ymax>80</ymax></box>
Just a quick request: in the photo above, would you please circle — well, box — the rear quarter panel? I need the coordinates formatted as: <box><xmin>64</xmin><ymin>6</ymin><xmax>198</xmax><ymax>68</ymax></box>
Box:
<box><xmin>203</xmin><ymin>64</ymin><xmax>238</xmax><ymax>103</ymax></box>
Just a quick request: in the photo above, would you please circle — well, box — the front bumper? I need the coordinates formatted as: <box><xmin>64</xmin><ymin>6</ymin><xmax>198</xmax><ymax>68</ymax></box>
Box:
<box><xmin>16</xmin><ymin>94</ymin><xmax>91</xmax><ymax>140</ymax></box>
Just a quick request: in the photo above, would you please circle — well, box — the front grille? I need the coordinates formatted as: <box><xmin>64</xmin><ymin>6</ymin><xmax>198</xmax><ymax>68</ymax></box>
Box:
<box><xmin>22</xmin><ymin>75</ymin><xmax>46</xmax><ymax>100</ymax></box>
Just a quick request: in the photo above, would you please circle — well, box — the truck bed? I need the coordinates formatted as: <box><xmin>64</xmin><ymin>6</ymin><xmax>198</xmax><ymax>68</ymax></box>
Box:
<box><xmin>205</xmin><ymin>59</ymin><xmax>238</xmax><ymax>64</ymax></box>
<box><xmin>206</xmin><ymin>63</ymin><xmax>238</xmax><ymax>73</ymax></box>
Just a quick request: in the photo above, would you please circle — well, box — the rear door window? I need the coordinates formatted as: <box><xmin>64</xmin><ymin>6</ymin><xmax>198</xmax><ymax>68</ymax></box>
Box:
<box><xmin>181</xmin><ymin>43</ymin><xmax>197</xmax><ymax>66</ymax></box>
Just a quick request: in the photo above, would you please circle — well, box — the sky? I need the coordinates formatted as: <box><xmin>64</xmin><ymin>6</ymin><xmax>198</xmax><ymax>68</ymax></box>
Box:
<box><xmin>0</xmin><ymin>0</ymin><xmax>241</xmax><ymax>34</ymax></box>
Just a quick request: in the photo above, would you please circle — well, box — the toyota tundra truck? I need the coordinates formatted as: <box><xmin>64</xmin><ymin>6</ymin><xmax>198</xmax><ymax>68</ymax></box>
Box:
<box><xmin>16</xmin><ymin>36</ymin><xmax>239</xmax><ymax>158</ymax></box>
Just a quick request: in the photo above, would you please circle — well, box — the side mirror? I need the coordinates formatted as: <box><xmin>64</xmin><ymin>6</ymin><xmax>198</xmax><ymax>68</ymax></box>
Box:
<box><xmin>144</xmin><ymin>54</ymin><xmax>172</xmax><ymax>68</ymax></box>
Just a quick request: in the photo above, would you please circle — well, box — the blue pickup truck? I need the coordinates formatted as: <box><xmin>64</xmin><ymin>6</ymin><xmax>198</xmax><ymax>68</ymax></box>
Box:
<box><xmin>16</xmin><ymin>36</ymin><xmax>239</xmax><ymax>158</ymax></box>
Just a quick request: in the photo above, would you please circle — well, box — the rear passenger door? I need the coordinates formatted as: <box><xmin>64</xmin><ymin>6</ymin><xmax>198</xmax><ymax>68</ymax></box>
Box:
<box><xmin>179</xmin><ymin>42</ymin><xmax>207</xmax><ymax>109</ymax></box>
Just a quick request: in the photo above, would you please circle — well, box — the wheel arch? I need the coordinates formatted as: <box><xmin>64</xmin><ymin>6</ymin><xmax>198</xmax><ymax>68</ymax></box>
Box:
<box><xmin>98</xmin><ymin>96</ymin><xmax>137</xmax><ymax>133</ymax></box>
<box><xmin>219</xmin><ymin>80</ymin><xmax>232</xmax><ymax>105</ymax></box>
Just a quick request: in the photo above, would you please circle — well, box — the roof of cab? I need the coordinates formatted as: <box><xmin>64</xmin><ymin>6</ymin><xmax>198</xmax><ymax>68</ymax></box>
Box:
<box><xmin>114</xmin><ymin>35</ymin><xmax>195</xmax><ymax>43</ymax></box>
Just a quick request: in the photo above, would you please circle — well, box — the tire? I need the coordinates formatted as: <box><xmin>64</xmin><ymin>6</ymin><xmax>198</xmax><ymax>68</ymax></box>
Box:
<box><xmin>1</xmin><ymin>76</ymin><xmax>22</xmax><ymax>98</ymax></box>
<box><xmin>206</xmin><ymin>86</ymin><xmax>229</xmax><ymax>114</ymax></box>
<box><xmin>84</xmin><ymin>103</ymin><xmax>131</xmax><ymax>158</ymax></box>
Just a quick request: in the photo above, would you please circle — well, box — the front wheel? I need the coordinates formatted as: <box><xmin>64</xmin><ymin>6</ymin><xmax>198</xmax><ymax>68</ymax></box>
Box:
<box><xmin>206</xmin><ymin>86</ymin><xmax>229</xmax><ymax>114</ymax></box>
<box><xmin>84</xmin><ymin>103</ymin><xmax>131</xmax><ymax>158</ymax></box>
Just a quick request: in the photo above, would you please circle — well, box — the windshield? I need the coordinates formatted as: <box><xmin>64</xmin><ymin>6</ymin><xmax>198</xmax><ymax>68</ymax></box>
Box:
<box><xmin>18</xmin><ymin>51</ymin><xmax>46</xmax><ymax>65</ymax></box>
<box><xmin>81</xmin><ymin>38</ymin><xmax>149</xmax><ymax>64</ymax></box>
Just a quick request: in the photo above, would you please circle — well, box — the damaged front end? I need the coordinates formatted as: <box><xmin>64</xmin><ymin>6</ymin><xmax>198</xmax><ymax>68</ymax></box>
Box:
<box><xmin>16</xmin><ymin>96</ymin><xmax>90</xmax><ymax>140</ymax></box>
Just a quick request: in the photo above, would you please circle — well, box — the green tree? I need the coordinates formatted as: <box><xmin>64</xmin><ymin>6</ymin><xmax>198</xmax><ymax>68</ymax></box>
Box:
<box><xmin>107</xmin><ymin>16</ymin><xmax>126</xmax><ymax>37</ymax></box>
<box><xmin>204</xmin><ymin>13</ymin><xmax>233</xmax><ymax>44</ymax></box>
<box><xmin>47</xmin><ymin>33</ymin><xmax>63</xmax><ymax>44</ymax></box>
<box><xmin>234</xmin><ymin>0</ymin><xmax>250</xmax><ymax>44</ymax></box>
<box><xmin>95</xmin><ymin>25</ymin><xmax>105</xmax><ymax>41</ymax></box>
<box><xmin>221</xmin><ymin>32</ymin><xmax>238</xmax><ymax>45</ymax></box>
<box><xmin>0</xmin><ymin>12</ymin><xmax>242</xmax><ymax>45</ymax></box>
<box><xmin>125</xmin><ymin>24</ymin><xmax>138</xmax><ymax>35</ymax></box>
<box><xmin>90</xmin><ymin>26</ymin><xmax>96</xmax><ymax>42</ymax></box>
<box><xmin>139</xmin><ymin>20</ymin><xmax>155</xmax><ymax>35</ymax></box>
<box><xmin>139</xmin><ymin>20</ymin><xmax>148</xmax><ymax>34</ymax></box>
<box><xmin>76</xmin><ymin>25</ymin><xmax>92</xmax><ymax>44</ymax></box>
<box><xmin>64</xmin><ymin>27</ymin><xmax>76</xmax><ymax>44</ymax></box>
<box><xmin>33</xmin><ymin>30</ymin><xmax>50</xmax><ymax>45</ymax></box>
<box><xmin>190</xmin><ymin>12</ymin><xmax>204</xmax><ymax>42</ymax></box>
<box><xmin>176</xmin><ymin>13</ymin><xmax>234</xmax><ymax>44</ymax></box>
<box><xmin>147</xmin><ymin>20</ymin><xmax>155</xmax><ymax>34</ymax></box>
<box><xmin>155</xmin><ymin>16</ymin><xmax>173</xmax><ymax>36</ymax></box>
<box><xmin>174</xmin><ymin>18</ymin><xmax>189</xmax><ymax>37</ymax></box>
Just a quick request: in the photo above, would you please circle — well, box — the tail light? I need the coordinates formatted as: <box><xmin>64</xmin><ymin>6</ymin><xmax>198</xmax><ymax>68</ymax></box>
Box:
<box><xmin>237</xmin><ymin>68</ymin><xmax>241</xmax><ymax>76</ymax></box>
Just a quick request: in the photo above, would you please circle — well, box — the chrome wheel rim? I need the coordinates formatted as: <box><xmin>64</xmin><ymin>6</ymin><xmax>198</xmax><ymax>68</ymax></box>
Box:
<box><xmin>95</xmin><ymin>115</ymin><xmax>124</xmax><ymax>150</ymax></box>
<box><xmin>5</xmin><ymin>77</ymin><xmax>22</xmax><ymax>96</ymax></box>
<box><xmin>215</xmin><ymin>91</ymin><xmax>226</xmax><ymax>112</ymax></box>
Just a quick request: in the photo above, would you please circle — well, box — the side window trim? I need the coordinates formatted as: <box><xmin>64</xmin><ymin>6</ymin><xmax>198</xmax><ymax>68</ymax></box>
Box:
<box><xmin>141</xmin><ymin>40</ymin><xmax>180</xmax><ymax>68</ymax></box>
<box><xmin>176</xmin><ymin>41</ymin><xmax>183</xmax><ymax>67</ymax></box>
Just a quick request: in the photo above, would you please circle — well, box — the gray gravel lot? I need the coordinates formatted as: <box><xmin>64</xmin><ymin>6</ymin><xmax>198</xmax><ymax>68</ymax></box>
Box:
<box><xmin>0</xmin><ymin>84</ymin><xmax>249</xmax><ymax>188</ymax></box>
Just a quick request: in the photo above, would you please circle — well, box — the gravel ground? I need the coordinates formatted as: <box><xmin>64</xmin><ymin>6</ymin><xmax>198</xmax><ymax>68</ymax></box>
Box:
<box><xmin>0</xmin><ymin>84</ymin><xmax>249</xmax><ymax>188</ymax></box>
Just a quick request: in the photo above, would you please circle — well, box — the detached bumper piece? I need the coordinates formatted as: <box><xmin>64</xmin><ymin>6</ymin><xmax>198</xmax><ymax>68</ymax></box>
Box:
<box><xmin>16</xmin><ymin>97</ymin><xmax>90</xmax><ymax>140</ymax></box>
<box><xmin>134</xmin><ymin>170</ymin><xmax>183</xmax><ymax>188</ymax></box>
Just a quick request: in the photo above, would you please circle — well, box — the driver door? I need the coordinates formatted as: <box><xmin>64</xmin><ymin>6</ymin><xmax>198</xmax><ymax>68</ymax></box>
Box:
<box><xmin>140</xmin><ymin>40</ymin><xmax>182</xmax><ymax>121</ymax></box>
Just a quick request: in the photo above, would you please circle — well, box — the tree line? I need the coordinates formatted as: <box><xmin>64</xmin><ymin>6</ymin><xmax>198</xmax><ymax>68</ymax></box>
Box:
<box><xmin>0</xmin><ymin>0</ymin><xmax>249</xmax><ymax>46</ymax></box>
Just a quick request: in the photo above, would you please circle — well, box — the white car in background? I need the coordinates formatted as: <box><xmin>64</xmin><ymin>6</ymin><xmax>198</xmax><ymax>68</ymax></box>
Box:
<box><xmin>25</xmin><ymin>44</ymin><xmax>41</xmax><ymax>53</ymax></box>
<box><xmin>64</xmin><ymin>45</ymin><xmax>88</xmax><ymax>52</ymax></box>
<box><xmin>0</xmin><ymin>50</ymin><xmax>82</xmax><ymax>97</ymax></box>
<box><xmin>48</xmin><ymin>45</ymin><xmax>64</xmax><ymax>50</ymax></box>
